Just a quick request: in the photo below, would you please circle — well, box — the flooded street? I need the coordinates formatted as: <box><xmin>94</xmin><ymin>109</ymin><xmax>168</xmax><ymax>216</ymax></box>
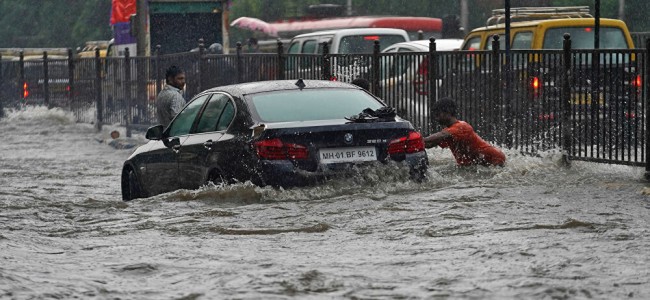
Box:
<box><xmin>1</xmin><ymin>107</ymin><xmax>649</xmax><ymax>299</ymax></box>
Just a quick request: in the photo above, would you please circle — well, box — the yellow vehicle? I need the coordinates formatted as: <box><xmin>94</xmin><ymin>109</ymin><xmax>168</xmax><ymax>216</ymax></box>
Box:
<box><xmin>77</xmin><ymin>40</ymin><xmax>111</xmax><ymax>58</ymax></box>
<box><xmin>461</xmin><ymin>6</ymin><xmax>635</xmax><ymax>51</ymax></box>
<box><xmin>449</xmin><ymin>6</ymin><xmax>640</xmax><ymax>123</ymax></box>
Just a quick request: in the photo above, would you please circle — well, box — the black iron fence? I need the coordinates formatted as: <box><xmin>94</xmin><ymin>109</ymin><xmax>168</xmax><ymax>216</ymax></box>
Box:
<box><xmin>1</xmin><ymin>37</ymin><xmax>648</xmax><ymax>172</ymax></box>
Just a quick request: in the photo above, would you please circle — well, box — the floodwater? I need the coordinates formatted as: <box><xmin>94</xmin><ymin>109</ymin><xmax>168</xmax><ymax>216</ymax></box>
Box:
<box><xmin>1</xmin><ymin>106</ymin><xmax>649</xmax><ymax>299</ymax></box>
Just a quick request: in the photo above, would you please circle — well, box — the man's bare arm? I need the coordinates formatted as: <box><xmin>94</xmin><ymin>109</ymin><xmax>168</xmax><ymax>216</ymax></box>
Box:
<box><xmin>423</xmin><ymin>130</ymin><xmax>451</xmax><ymax>148</ymax></box>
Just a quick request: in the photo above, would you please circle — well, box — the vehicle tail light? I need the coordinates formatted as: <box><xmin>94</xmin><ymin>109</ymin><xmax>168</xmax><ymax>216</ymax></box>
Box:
<box><xmin>329</xmin><ymin>76</ymin><xmax>338</xmax><ymax>81</ymax></box>
<box><xmin>634</xmin><ymin>74</ymin><xmax>642</xmax><ymax>88</ymax></box>
<box><xmin>632</xmin><ymin>74</ymin><xmax>642</xmax><ymax>94</ymax></box>
<box><xmin>255</xmin><ymin>138</ymin><xmax>308</xmax><ymax>160</ymax></box>
<box><xmin>530</xmin><ymin>76</ymin><xmax>541</xmax><ymax>97</ymax></box>
<box><xmin>532</xmin><ymin>76</ymin><xmax>540</xmax><ymax>89</ymax></box>
<box><xmin>625</xmin><ymin>112</ymin><xmax>636</xmax><ymax>119</ymax></box>
<box><xmin>388</xmin><ymin>131</ymin><xmax>425</xmax><ymax>155</ymax></box>
<box><xmin>412</xmin><ymin>59</ymin><xmax>428</xmax><ymax>95</ymax></box>
<box><xmin>23</xmin><ymin>82</ymin><xmax>29</xmax><ymax>98</ymax></box>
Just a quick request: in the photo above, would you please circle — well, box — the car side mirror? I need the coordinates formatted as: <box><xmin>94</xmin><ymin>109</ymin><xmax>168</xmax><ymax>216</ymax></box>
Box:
<box><xmin>145</xmin><ymin>125</ymin><xmax>165</xmax><ymax>140</ymax></box>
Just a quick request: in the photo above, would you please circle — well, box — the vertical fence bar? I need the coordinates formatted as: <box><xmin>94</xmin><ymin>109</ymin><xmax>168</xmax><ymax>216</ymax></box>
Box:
<box><xmin>0</xmin><ymin>53</ymin><xmax>3</xmax><ymax>117</ymax></box>
<box><xmin>67</xmin><ymin>48</ymin><xmax>74</xmax><ymax>112</ymax></box>
<box><xmin>95</xmin><ymin>48</ymin><xmax>103</xmax><ymax>132</ymax></box>
<box><xmin>645</xmin><ymin>39</ymin><xmax>650</xmax><ymax>179</ymax></box>
<box><xmin>429</xmin><ymin>38</ymin><xmax>437</xmax><ymax>133</ymax></box>
<box><xmin>277</xmin><ymin>39</ymin><xmax>285</xmax><ymax>80</ymax></box>
<box><xmin>125</xmin><ymin>48</ymin><xmax>132</xmax><ymax>137</ymax></box>
<box><xmin>561</xmin><ymin>34</ymin><xmax>572</xmax><ymax>166</ymax></box>
<box><xmin>236</xmin><ymin>42</ymin><xmax>243</xmax><ymax>83</ymax></box>
<box><xmin>197</xmin><ymin>38</ymin><xmax>205</xmax><ymax>93</ymax></box>
<box><xmin>43</xmin><ymin>51</ymin><xmax>50</xmax><ymax>108</ymax></box>
<box><xmin>155</xmin><ymin>45</ymin><xmax>162</xmax><ymax>94</ymax></box>
<box><xmin>19</xmin><ymin>52</ymin><xmax>24</xmax><ymax>105</ymax></box>
<box><xmin>321</xmin><ymin>42</ymin><xmax>331</xmax><ymax>80</ymax></box>
<box><xmin>491</xmin><ymin>35</ymin><xmax>500</xmax><ymax>144</ymax></box>
<box><xmin>372</xmin><ymin>40</ymin><xmax>380</xmax><ymax>98</ymax></box>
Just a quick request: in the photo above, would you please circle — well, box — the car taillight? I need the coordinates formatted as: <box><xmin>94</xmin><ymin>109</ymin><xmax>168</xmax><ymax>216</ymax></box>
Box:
<box><xmin>23</xmin><ymin>82</ymin><xmax>29</xmax><ymax>98</ymax></box>
<box><xmin>631</xmin><ymin>74</ymin><xmax>642</xmax><ymax>88</ymax></box>
<box><xmin>388</xmin><ymin>131</ymin><xmax>425</xmax><ymax>155</ymax></box>
<box><xmin>532</xmin><ymin>76</ymin><xmax>540</xmax><ymax>89</ymax></box>
<box><xmin>255</xmin><ymin>138</ymin><xmax>308</xmax><ymax>160</ymax></box>
<box><xmin>412</xmin><ymin>59</ymin><xmax>428</xmax><ymax>95</ymax></box>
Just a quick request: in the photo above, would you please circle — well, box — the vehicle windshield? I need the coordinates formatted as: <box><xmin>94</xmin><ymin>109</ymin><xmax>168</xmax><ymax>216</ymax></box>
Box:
<box><xmin>543</xmin><ymin>27</ymin><xmax>629</xmax><ymax>49</ymax></box>
<box><xmin>250</xmin><ymin>88</ymin><xmax>384</xmax><ymax>122</ymax></box>
<box><xmin>339</xmin><ymin>34</ymin><xmax>407</xmax><ymax>54</ymax></box>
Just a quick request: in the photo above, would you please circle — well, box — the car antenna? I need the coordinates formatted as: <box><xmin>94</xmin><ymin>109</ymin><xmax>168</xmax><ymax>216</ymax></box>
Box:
<box><xmin>295</xmin><ymin>78</ymin><xmax>306</xmax><ymax>90</ymax></box>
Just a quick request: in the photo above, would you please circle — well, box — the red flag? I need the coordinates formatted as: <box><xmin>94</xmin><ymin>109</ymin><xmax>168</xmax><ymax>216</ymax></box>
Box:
<box><xmin>110</xmin><ymin>0</ymin><xmax>136</xmax><ymax>25</ymax></box>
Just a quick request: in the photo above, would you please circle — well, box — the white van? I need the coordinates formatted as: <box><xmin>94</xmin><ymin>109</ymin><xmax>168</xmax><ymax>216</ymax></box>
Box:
<box><xmin>287</xmin><ymin>28</ymin><xmax>410</xmax><ymax>54</ymax></box>
<box><xmin>286</xmin><ymin>28</ymin><xmax>410</xmax><ymax>81</ymax></box>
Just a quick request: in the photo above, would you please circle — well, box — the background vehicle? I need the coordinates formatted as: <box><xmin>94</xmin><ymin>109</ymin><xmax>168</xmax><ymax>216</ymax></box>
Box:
<box><xmin>288</xmin><ymin>28</ymin><xmax>410</xmax><ymax>55</ymax></box>
<box><xmin>273</xmin><ymin>16</ymin><xmax>445</xmax><ymax>41</ymax></box>
<box><xmin>380</xmin><ymin>39</ymin><xmax>463</xmax><ymax>130</ymax></box>
<box><xmin>121</xmin><ymin>79</ymin><xmax>428</xmax><ymax>200</ymax></box>
<box><xmin>446</xmin><ymin>6</ymin><xmax>640</xmax><ymax>142</ymax></box>
<box><xmin>286</xmin><ymin>28</ymin><xmax>410</xmax><ymax>82</ymax></box>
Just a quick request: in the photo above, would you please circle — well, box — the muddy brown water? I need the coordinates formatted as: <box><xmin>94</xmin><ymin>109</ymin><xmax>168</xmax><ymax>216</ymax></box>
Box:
<box><xmin>1</xmin><ymin>107</ymin><xmax>649</xmax><ymax>299</ymax></box>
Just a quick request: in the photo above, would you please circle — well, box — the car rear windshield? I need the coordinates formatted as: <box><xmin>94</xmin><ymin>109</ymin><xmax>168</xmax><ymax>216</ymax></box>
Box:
<box><xmin>543</xmin><ymin>27</ymin><xmax>629</xmax><ymax>49</ymax></box>
<box><xmin>250</xmin><ymin>88</ymin><xmax>384</xmax><ymax>122</ymax></box>
<box><xmin>339</xmin><ymin>34</ymin><xmax>407</xmax><ymax>54</ymax></box>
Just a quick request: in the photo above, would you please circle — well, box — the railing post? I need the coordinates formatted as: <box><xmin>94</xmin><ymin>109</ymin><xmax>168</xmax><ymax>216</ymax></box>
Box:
<box><xmin>19</xmin><ymin>51</ymin><xmax>25</xmax><ymax>106</ymax></box>
<box><xmin>645</xmin><ymin>38</ymin><xmax>650</xmax><ymax>179</ymax></box>
<box><xmin>67</xmin><ymin>48</ymin><xmax>74</xmax><ymax>112</ymax></box>
<box><xmin>236</xmin><ymin>42</ymin><xmax>243</xmax><ymax>83</ymax></box>
<box><xmin>561</xmin><ymin>33</ymin><xmax>573</xmax><ymax>167</ymax></box>
<box><xmin>95</xmin><ymin>48</ymin><xmax>103</xmax><ymax>132</ymax></box>
<box><xmin>125</xmin><ymin>47</ymin><xmax>132</xmax><ymax>138</ymax></box>
<box><xmin>277</xmin><ymin>38</ymin><xmax>285</xmax><ymax>80</ymax></box>
<box><xmin>43</xmin><ymin>51</ymin><xmax>50</xmax><ymax>108</ymax></box>
<box><xmin>321</xmin><ymin>41</ymin><xmax>331</xmax><ymax>80</ymax></box>
<box><xmin>0</xmin><ymin>53</ymin><xmax>3</xmax><ymax>118</ymax></box>
<box><xmin>155</xmin><ymin>45</ymin><xmax>162</xmax><ymax>94</ymax></box>
<box><xmin>372</xmin><ymin>40</ymin><xmax>380</xmax><ymax>98</ymax></box>
<box><xmin>429</xmin><ymin>37</ymin><xmax>437</xmax><ymax>124</ymax></box>
<box><xmin>491</xmin><ymin>35</ymin><xmax>501</xmax><ymax>143</ymax></box>
<box><xmin>197</xmin><ymin>38</ymin><xmax>205</xmax><ymax>93</ymax></box>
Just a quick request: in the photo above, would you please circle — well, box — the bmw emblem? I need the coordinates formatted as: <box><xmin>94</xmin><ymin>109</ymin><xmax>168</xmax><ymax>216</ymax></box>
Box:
<box><xmin>344</xmin><ymin>133</ymin><xmax>353</xmax><ymax>144</ymax></box>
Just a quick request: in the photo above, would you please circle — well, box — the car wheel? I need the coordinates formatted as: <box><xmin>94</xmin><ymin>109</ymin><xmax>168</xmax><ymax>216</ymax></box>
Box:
<box><xmin>208</xmin><ymin>170</ymin><xmax>226</xmax><ymax>186</ymax></box>
<box><xmin>409</xmin><ymin>160</ymin><xmax>428</xmax><ymax>183</ymax></box>
<box><xmin>121</xmin><ymin>167</ymin><xmax>142</xmax><ymax>201</ymax></box>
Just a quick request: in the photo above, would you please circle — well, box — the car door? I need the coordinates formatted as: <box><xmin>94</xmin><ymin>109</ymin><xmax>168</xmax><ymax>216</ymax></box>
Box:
<box><xmin>143</xmin><ymin>94</ymin><xmax>210</xmax><ymax>196</ymax></box>
<box><xmin>178</xmin><ymin>93</ymin><xmax>236</xmax><ymax>189</ymax></box>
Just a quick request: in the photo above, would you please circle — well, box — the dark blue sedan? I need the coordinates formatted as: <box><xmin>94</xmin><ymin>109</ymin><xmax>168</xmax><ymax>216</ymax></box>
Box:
<box><xmin>121</xmin><ymin>79</ymin><xmax>428</xmax><ymax>200</ymax></box>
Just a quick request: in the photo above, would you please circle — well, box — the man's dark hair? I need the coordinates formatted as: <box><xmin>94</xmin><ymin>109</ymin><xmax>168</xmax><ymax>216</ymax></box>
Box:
<box><xmin>351</xmin><ymin>78</ymin><xmax>370</xmax><ymax>90</ymax></box>
<box><xmin>165</xmin><ymin>65</ymin><xmax>184</xmax><ymax>82</ymax></box>
<box><xmin>432</xmin><ymin>97</ymin><xmax>457</xmax><ymax>116</ymax></box>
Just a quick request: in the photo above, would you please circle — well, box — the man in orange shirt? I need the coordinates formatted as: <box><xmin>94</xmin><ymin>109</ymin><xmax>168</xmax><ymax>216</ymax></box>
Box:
<box><xmin>423</xmin><ymin>98</ymin><xmax>506</xmax><ymax>166</ymax></box>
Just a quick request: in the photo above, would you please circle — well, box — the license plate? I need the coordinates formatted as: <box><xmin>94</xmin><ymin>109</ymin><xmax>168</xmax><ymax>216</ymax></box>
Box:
<box><xmin>319</xmin><ymin>146</ymin><xmax>377</xmax><ymax>164</ymax></box>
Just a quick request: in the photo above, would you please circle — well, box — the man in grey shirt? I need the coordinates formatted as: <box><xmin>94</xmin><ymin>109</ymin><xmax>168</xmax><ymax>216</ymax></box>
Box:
<box><xmin>156</xmin><ymin>65</ymin><xmax>186</xmax><ymax>127</ymax></box>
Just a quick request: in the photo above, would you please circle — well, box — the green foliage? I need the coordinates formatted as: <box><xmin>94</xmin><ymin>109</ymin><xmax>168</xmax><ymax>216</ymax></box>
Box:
<box><xmin>0</xmin><ymin>0</ymin><xmax>112</xmax><ymax>48</ymax></box>
<box><xmin>1</xmin><ymin>0</ymin><xmax>649</xmax><ymax>49</ymax></box>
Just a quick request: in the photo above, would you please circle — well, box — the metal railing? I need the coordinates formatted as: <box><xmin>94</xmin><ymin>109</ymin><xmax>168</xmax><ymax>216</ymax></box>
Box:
<box><xmin>1</xmin><ymin>37</ymin><xmax>648</xmax><ymax>174</ymax></box>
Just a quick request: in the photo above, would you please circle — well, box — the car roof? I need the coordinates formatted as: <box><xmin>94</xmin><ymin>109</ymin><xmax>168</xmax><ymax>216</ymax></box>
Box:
<box><xmin>292</xmin><ymin>28</ymin><xmax>409</xmax><ymax>39</ymax></box>
<box><xmin>202</xmin><ymin>79</ymin><xmax>363</xmax><ymax>96</ymax></box>
<box><xmin>383</xmin><ymin>39</ymin><xmax>463</xmax><ymax>52</ymax></box>
<box><xmin>468</xmin><ymin>18</ymin><xmax>628</xmax><ymax>34</ymax></box>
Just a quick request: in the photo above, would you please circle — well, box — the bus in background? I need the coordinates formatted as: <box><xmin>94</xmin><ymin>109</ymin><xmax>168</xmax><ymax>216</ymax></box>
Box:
<box><xmin>271</xmin><ymin>16</ymin><xmax>445</xmax><ymax>41</ymax></box>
